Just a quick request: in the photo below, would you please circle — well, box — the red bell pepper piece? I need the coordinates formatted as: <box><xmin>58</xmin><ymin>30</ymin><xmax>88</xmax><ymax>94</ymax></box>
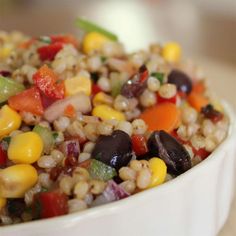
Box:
<box><xmin>192</xmin><ymin>147</ymin><xmax>210</xmax><ymax>160</ymax></box>
<box><xmin>50</xmin><ymin>35</ymin><xmax>78</xmax><ymax>48</ymax></box>
<box><xmin>8</xmin><ymin>87</ymin><xmax>44</xmax><ymax>115</ymax></box>
<box><xmin>34</xmin><ymin>191</ymin><xmax>68</xmax><ymax>219</ymax></box>
<box><xmin>157</xmin><ymin>93</ymin><xmax>177</xmax><ymax>104</ymax></box>
<box><xmin>0</xmin><ymin>145</ymin><xmax>7</xmax><ymax>167</ymax></box>
<box><xmin>92</xmin><ymin>84</ymin><xmax>102</xmax><ymax>96</ymax></box>
<box><xmin>131</xmin><ymin>134</ymin><xmax>148</xmax><ymax>156</ymax></box>
<box><xmin>37</xmin><ymin>42</ymin><xmax>63</xmax><ymax>61</ymax></box>
<box><xmin>33</xmin><ymin>65</ymin><xmax>65</xmax><ymax>100</ymax></box>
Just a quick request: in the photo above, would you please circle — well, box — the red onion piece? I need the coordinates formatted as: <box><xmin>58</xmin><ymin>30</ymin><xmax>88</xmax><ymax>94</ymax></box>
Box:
<box><xmin>44</xmin><ymin>93</ymin><xmax>91</xmax><ymax>122</ymax></box>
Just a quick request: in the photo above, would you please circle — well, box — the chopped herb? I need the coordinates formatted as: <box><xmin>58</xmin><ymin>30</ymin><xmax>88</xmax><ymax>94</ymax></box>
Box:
<box><xmin>75</xmin><ymin>18</ymin><xmax>118</xmax><ymax>41</ymax></box>
<box><xmin>52</xmin><ymin>132</ymin><xmax>59</xmax><ymax>140</ymax></box>
<box><xmin>38</xmin><ymin>36</ymin><xmax>51</xmax><ymax>44</ymax></box>
<box><xmin>151</xmin><ymin>72</ymin><xmax>165</xmax><ymax>84</ymax></box>
<box><xmin>101</xmin><ymin>56</ymin><xmax>107</xmax><ymax>63</ymax></box>
<box><xmin>2</xmin><ymin>136</ymin><xmax>11</xmax><ymax>150</ymax></box>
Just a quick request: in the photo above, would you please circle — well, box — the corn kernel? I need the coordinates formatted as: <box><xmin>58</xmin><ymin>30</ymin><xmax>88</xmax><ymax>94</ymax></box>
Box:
<box><xmin>65</xmin><ymin>76</ymin><xmax>91</xmax><ymax>96</ymax></box>
<box><xmin>148</xmin><ymin>157</ymin><xmax>167</xmax><ymax>188</ymax></box>
<box><xmin>92</xmin><ymin>104</ymin><xmax>125</xmax><ymax>121</ymax></box>
<box><xmin>93</xmin><ymin>92</ymin><xmax>113</xmax><ymax>106</ymax></box>
<box><xmin>83</xmin><ymin>32</ymin><xmax>111</xmax><ymax>54</ymax></box>
<box><xmin>0</xmin><ymin>164</ymin><xmax>38</xmax><ymax>198</ymax></box>
<box><xmin>162</xmin><ymin>42</ymin><xmax>181</xmax><ymax>63</ymax></box>
<box><xmin>0</xmin><ymin>105</ymin><xmax>22</xmax><ymax>138</ymax></box>
<box><xmin>0</xmin><ymin>44</ymin><xmax>13</xmax><ymax>59</ymax></box>
<box><xmin>8</xmin><ymin>132</ymin><xmax>43</xmax><ymax>164</ymax></box>
<box><xmin>0</xmin><ymin>197</ymin><xmax>6</xmax><ymax>209</ymax></box>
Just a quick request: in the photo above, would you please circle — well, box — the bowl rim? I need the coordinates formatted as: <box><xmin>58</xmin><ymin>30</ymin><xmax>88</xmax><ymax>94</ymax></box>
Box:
<box><xmin>1</xmin><ymin>100</ymin><xmax>236</xmax><ymax>232</ymax></box>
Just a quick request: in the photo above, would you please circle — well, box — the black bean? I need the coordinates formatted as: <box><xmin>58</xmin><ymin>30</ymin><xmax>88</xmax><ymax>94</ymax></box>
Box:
<box><xmin>147</xmin><ymin>130</ymin><xmax>191</xmax><ymax>175</ymax></box>
<box><xmin>168</xmin><ymin>69</ymin><xmax>192</xmax><ymax>94</ymax></box>
<box><xmin>201</xmin><ymin>104</ymin><xmax>223</xmax><ymax>123</ymax></box>
<box><xmin>92</xmin><ymin>130</ymin><xmax>132</xmax><ymax>170</ymax></box>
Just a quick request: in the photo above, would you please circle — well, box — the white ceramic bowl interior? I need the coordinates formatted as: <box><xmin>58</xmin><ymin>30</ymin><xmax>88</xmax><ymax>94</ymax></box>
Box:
<box><xmin>2</xmin><ymin>101</ymin><xmax>236</xmax><ymax>236</ymax></box>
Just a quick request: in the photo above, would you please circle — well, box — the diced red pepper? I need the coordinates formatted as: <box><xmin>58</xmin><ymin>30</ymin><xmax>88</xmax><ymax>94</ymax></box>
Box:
<box><xmin>157</xmin><ymin>93</ymin><xmax>177</xmax><ymax>104</ymax></box>
<box><xmin>92</xmin><ymin>84</ymin><xmax>102</xmax><ymax>96</ymax></box>
<box><xmin>8</xmin><ymin>87</ymin><xmax>44</xmax><ymax>115</ymax></box>
<box><xmin>34</xmin><ymin>191</ymin><xmax>68</xmax><ymax>219</ymax></box>
<box><xmin>131</xmin><ymin>134</ymin><xmax>148</xmax><ymax>156</ymax></box>
<box><xmin>192</xmin><ymin>147</ymin><xmax>210</xmax><ymax>160</ymax></box>
<box><xmin>33</xmin><ymin>65</ymin><xmax>65</xmax><ymax>99</ymax></box>
<box><xmin>37</xmin><ymin>42</ymin><xmax>63</xmax><ymax>61</ymax></box>
<box><xmin>0</xmin><ymin>145</ymin><xmax>7</xmax><ymax>167</ymax></box>
<box><xmin>138</xmin><ymin>65</ymin><xmax>149</xmax><ymax>83</ymax></box>
<box><xmin>50</xmin><ymin>35</ymin><xmax>78</xmax><ymax>48</ymax></box>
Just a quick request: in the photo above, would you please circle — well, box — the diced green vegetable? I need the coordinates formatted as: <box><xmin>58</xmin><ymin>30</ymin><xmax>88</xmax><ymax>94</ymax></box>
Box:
<box><xmin>151</xmin><ymin>72</ymin><xmax>164</xmax><ymax>84</ymax></box>
<box><xmin>2</xmin><ymin>136</ymin><xmax>11</xmax><ymax>145</ymax></box>
<box><xmin>38</xmin><ymin>36</ymin><xmax>51</xmax><ymax>44</ymax></box>
<box><xmin>75</xmin><ymin>18</ymin><xmax>118</xmax><ymax>41</ymax></box>
<box><xmin>0</xmin><ymin>76</ymin><xmax>25</xmax><ymax>103</ymax></box>
<box><xmin>100</xmin><ymin>56</ymin><xmax>107</xmax><ymax>63</ymax></box>
<box><xmin>88</xmin><ymin>159</ymin><xmax>117</xmax><ymax>181</ymax></box>
<box><xmin>52</xmin><ymin>132</ymin><xmax>59</xmax><ymax>140</ymax></box>
<box><xmin>33</xmin><ymin>125</ymin><xmax>54</xmax><ymax>154</ymax></box>
<box><xmin>111</xmin><ymin>78</ymin><xmax>123</xmax><ymax>97</ymax></box>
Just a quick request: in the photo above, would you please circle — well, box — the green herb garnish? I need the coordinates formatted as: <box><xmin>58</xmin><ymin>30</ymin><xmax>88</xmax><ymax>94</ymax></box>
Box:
<box><xmin>151</xmin><ymin>72</ymin><xmax>165</xmax><ymax>84</ymax></box>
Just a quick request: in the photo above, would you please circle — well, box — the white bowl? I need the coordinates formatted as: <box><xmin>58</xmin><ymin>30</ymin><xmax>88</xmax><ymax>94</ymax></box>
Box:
<box><xmin>2</xmin><ymin>101</ymin><xmax>236</xmax><ymax>236</ymax></box>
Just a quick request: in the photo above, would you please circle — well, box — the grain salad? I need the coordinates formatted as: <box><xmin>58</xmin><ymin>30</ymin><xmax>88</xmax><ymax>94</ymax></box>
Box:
<box><xmin>0</xmin><ymin>18</ymin><xmax>229</xmax><ymax>225</ymax></box>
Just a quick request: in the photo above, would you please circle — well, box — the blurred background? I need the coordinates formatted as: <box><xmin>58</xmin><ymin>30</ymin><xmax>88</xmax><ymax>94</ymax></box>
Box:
<box><xmin>0</xmin><ymin>0</ymin><xmax>236</xmax><ymax>234</ymax></box>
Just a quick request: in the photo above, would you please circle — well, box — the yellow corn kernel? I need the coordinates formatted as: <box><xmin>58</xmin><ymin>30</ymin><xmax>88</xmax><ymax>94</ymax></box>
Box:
<box><xmin>0</xmin><ymin>105</ymin><xmax>22</xmax><ymax>138</ymax></box>
<box><xmin>148</xmin><ymin>157</ymin><xmax>167</xmax><ymax>188</ymax></box>
<box><xmin>8</xmin><ymin>132</ymin><xmax>43</xmax><ymax>164</ymax></box>
<box><xmin>92</xmin><ymin>104</ymin><xmax>125</xmax><ymax>121</ymax></box>
<box><xmin>0</xmin><ymin>44</ymin><xmax>13</xmax><ymax>59</ymax></box>
<box><xmin>162</xmin><ymin>42</ymin><xmax>181</xmax><ymax>63</ymax></box>
<box><xmin>0</xmin><ymin>197</ymin><xmax>6</xmax><ymax>210</ymax></box>
<box><xmin>83</xmin><ymin>32</ymin><xmax>111</xmax><ymax>54</ymax></box>
<box><xmin>93</xmin><ymin>92</ymin><xmax>112</xmax><ymax>106</ymax></box>
<box><xmin>65</xmin><ymin>76</ymin><xmax>91</xmax><ymax>97</ymax></box>
<box><xmin>0</xmin><ymin>164</ymin><xmax>38</xmax><ymax>198</ymax></box>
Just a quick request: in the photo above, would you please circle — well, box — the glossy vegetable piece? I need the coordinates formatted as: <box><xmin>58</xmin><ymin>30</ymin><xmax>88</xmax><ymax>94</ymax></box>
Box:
<box><xmin>148</xmin><ymin>157</ymin><xmax>167</xmax><ymax>188</ymax></box>
<box><xmin>121</xmin><ymin>65</ymin><xmax>149</xmax><ymax>98</ymax></box>
<box><xmin>167</xmin><ymin>70</ymin><xmax>192</xmax><ymax>95</ymax></box>
<box><xmin>92</xmin><ymin>180</ymin><xmax>129</xmax><ymax>207</ymax></box>
<box><xmin>0</xmin><ymin>105</ymin><xmax>22</xmax><ymax>138</ymax></box>
<box><xmin>8</xmin><ymin>132</ymin><xmax>43</xmax><ymax>164</ymax></box>
<box><xmin>33</xmin><ymin>125</ymin><xmax>55</xmax><ymax>154</ymax></box>
<box><xmin>37</xmin><ymin>42</ymin><xmax>63</xmax><ymax>61</ymax></box>
<box><xmin>162</xmin><ymin>42</ymin><xmax>181</xmax><ymax>63</ymax></box>
<box><xmin>92</xmin><ymin>104</ymin><xmax>125</xmax><ymax>121</ymax></box>
<box><xmin>92</xmin><ymin>130</ymin><xmax>132</xmax><ymax>170</ymax></box>
<box><xmin>76</xmin><ymin>18</ymin><xmax>118</xmax><ymax>41</ymax></box>
<box><xmin>147</xmin><ymin>130</ymin><xmax>191</xmax><ymax>175</ymax></box>
<box><xmin>60</xmin><ymin>139</ymin><xmax>80</xmax><ymax>158</ymax></box>
<box><xmin>0</xmin><ymin>144</ymin><xmax>7</xmax><ymax>167</ymax></box>
<box><xmin>50</xmin><ymin>35</ymin><xmax>78</xmax><ymax>48</ymax></box>
<box><xmin>187</xmin><ymin>91</ymin><xmax>209</xmax><ymax>112</ymax></box>
<box><xmin>89</xmin><ymin>159</ymin><xmax>117</xmax><ymax>181</ymax></box>
<box><xmin>0</xmin><ymin>164</ymin><xmax>38</xmax><ymax>198</ymax></box>
<box><xmin>0</xmin><ymin>76</ymin><xmax>25</xmax><ymax>103</ymax></box>
<box><xmin>8</xmin><ymin>87</ymin><xmax>44</xmax><ymax>115</ymax></box>
<box><xmin>131</xmin><ymin>134</ymin><xmax>148</xmax><ymax>156</ymax></box>
<box><xmin>33</xmin><ymin>65</ymin><xmax>64</xmax><ymax>100</ymax></box>
<box><xmin>33</xmin><ymin>191</ymin><xmax>68</xmax><ymax>219</ymax></box>
<box><xmin>140</xmin><ymin>102</ymin><xmax>180</xmax><ymax>132</ymax></box>
<box><xmin>201</xmin><ymin>104</ymin><xmax>223</xmax><ymax>123</ymax></box>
